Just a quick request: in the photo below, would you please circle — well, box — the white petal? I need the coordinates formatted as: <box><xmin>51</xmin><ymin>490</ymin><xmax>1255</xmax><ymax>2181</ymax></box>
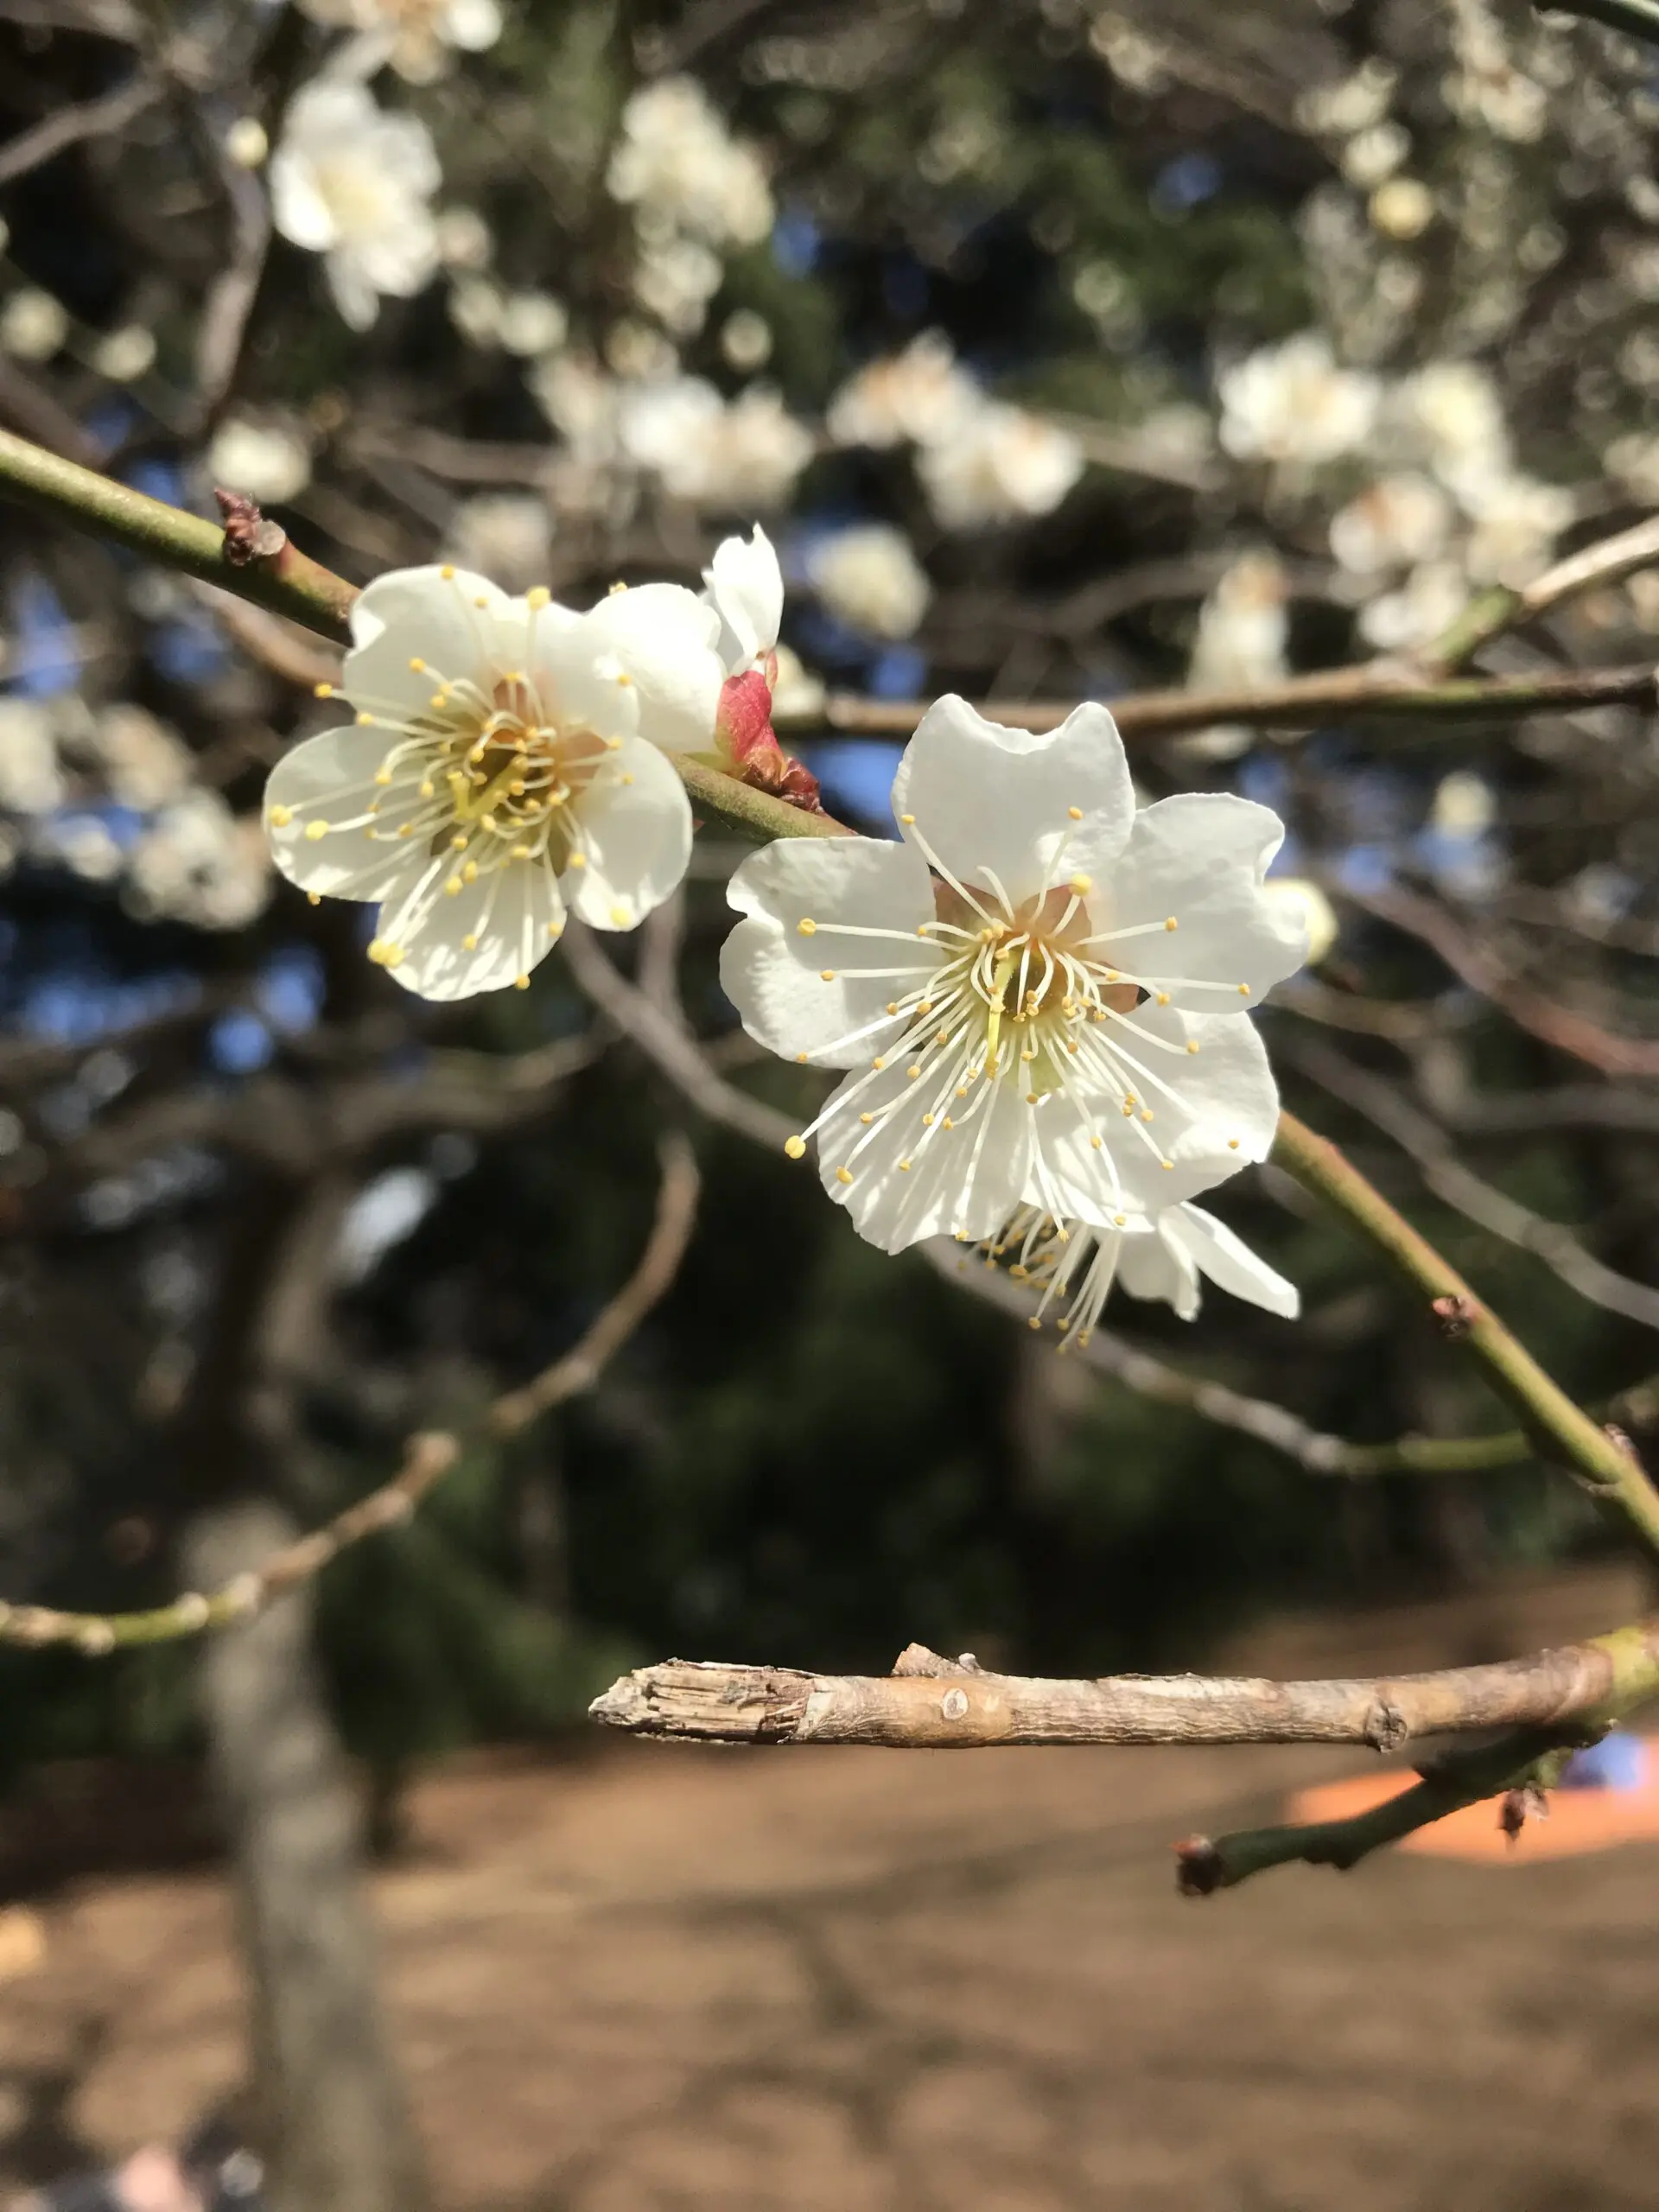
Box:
<box><xmin>890</xmin><ymin>696</ymin><xmax>1135</xmax><ymax>908</ymax></box>
<box><xmin>1102</xmin><ymin>794</ymin><xmax>1306</xmax><ymax>1005</ymax></box>
<box><xmin>816</xmin><ymin>1060</ymin><xmax>1031</xmax><ymax>1255</ymax></box>
<box><xmin>1116</xmin><ymin>1226</ymin><xmax>1201</xmax><ymax>1319</ymax></box>
<box><xmin>705</xmin><ymin>524</ymin><xmax>784</xmax><ymax>670</ymax></box>
<box><xmin>578</xmin><ymin>583</ymin><xmax>723</xmax><ymax>753</ymax></box>
<box><xmin>269</xmin><ymin>154</ymin><xmax>337</xmax><ymax>251</ymax></box>
<box><xmin>384</xmin><ymin>856</ymin><xmax>563</xmax><ymax>1001</ymax></box>
<box><xmin>325</xmin><ymin>251</ymin><xmax>380</xmax><ymax>332</ymax></box>
<box><xmin>344</xmin><ymin>565</ymin><xmax>516</xmax><ymax>723</ymax></box>
<box><xmin>265</xmin><ymin>723</ymin><xmax>415</xmax><ymax>902</ymax></box>
<box><xmin>534</xmin><ymin>606</ymin><xmax>640</xmax><ymax>744</ymax></box>
<box><xmin>1161</xmin><ymin>1204</ymin><xmax>1300</xmax><ymax>1319</ymax></box>
<box><xmin>721</xmin><ymin>835</ymin><xmax>936</xmax><ymax>1066</ymax></box>
<box><xmin>1034</xmin><ymin>1004</ymin><xmax>1280</xmax><ymax>1217</ymax></box>
<box><xmin>563</xmin><ymin>737</ymin><xmax>692</xmax><ymax>930</ymax></box>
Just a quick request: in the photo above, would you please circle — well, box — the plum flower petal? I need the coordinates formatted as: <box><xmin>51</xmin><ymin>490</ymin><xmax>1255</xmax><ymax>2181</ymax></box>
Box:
<box><xmin>579</xmin><ymin>582</ymin><xmax>724</xmax><ymax>753</ymax></box>
<box><xmin>705</xmin><ymin>524</ymin><xmax>783</xmax><ymax>671</ymax></box>
<box><xmin>987</xmin><ymin>1198</ymin><xmax>1299</xmax><ymax>1343</ymax></box>
<box><xmin>264</xmin><ymin>563</ymin><xmax>696</xmax><ymax>999</ymax></box>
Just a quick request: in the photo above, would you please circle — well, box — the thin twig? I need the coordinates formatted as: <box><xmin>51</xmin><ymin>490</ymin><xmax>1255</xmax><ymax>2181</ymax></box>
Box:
<box><xmin>0</xmin><ymin>71</ymin><xmax>160</xmax><ymax>188</ymax></box>
<box><xmin>0</xmin><ymin>1135</ymin><xmax>700</xmax><ymax>1651</ymax></box>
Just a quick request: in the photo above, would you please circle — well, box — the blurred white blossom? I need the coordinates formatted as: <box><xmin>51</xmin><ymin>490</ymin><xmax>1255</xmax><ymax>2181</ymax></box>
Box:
<box><xmin>607</xmin><ymin>78</ymin><xmax>772</xmax><ymax>247</ymax></box>
<box><xmin>1218</xmin><ymin>334</ymin><xmax>1380</xmax><ymax>469</ymax></box>
<box><xmin>632</xmin><ymin>233</ymin><xmax>725</xmax><ymax>338</ymax></box>
<box><xmin>271</xmin><ymin>79</ymin><xmax>441</xmax><ymax>330</ymax></box>
<box><xmin>208</xmin><ymin>410</ymin><xmax>314</xmax><ymax>505</ymax></box>
<box><xmin>0</xmin><ymin>699</ymin><xmax>65</xmax><ymax>815</ymax></box>
<box><xmin>1370</xmin><ymin>178</ymin><xmax>1434</xmax><ymax>240</ymax></box>
<box><xmin>620</xmin><ymin>378</ymin><xmax>811</xmax><ymax>510</ymax></box>
<box><xmin>296</xmin><ymin>0</ymin><xmax>502</xmax><ymax>84</ymax></box>
<box><xmin>442</xmin><ymin>493</ymin><xmax>552</xmax><ymax>593</ymax></box>
<box><xmin>1358</xmin><ymin>560</ymin><xmax>1466</xmax><ymax>652</ymax></box>
<box><xmin>87</xmin><ymin>706</ymin><xmax>194</xmax><ymax>811</ymax></box>
<box><xmin>1182</xmin><ymin>550</ymin><xmax>1289</xmax><ymax>761</ymax></box>
<box><xmin>1262</xmin><ymin>880</ymin><xmax>1338</xmax><ymax>967</ymax></box>
<box><xmin>1431</xmin><ymin>770</ymin><xmax>1496</xmax><ymax>838</ymax></box>
<box><xmin>126</xmin><ymin>792</ymin><xmax>272</xmax><ymax>931</ymax></box>
<box><xmin>826</xmin><ymin>330</ymin><xmax>980</xmax><ymax>449</ymax></box>
<box><xmin>498</xmin><ymin>290</ymin><xmax>568</xmax><ymax>358</ymax></box>
<box><xmin>436</xmin><ymin>206</ymin><xmax>493</xmax><ymax>270</ymax></box>
<box><xmin>90</xmin><ymin>326</ymin><xmax>156</xmax><ymax>383</ymax></box>
<box><xmin>1459</xmin><ymin>472</ymin><xmax>1573</xmax><ymax>587</ymax></box>
<box><xmin>807</xmin><ymin>525</ymin><xmax>931</xmax><ymax>640</ymax></box>
<box><xmin>1390</xmin><ymin>361</ymin><xmax>1509</xmax><ymax>488</ymax></box>
<box><xmin>1329</xmin><ymin>474</ymin><xmax>1452</xmax><ymax>575</ymax></box>
<box><xmin>917</xmin><ymin>403</ymin><xmax>1084</xmax><ymax>529</ymax></box>
<box><xmin>0</xmin><ymin>289</ymin><xmax>68</xmax><ymax>363</ymax></box>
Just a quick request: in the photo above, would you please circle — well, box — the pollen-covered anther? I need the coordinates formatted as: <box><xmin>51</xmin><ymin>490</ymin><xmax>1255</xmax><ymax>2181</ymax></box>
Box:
<box><xmin>304</xmin><ymin>820</ymin><xmax>328</xmax><ymax>842</ymax></box>
<box><xmin>1069</xmin><ymin>873</ymin><xmax>1091</xmax><ymax>894</ymax></box>
<box><xmin>1155</xmin><ymin>991</ymin><xmax>1170</xmax><ymax>1006</ymax></box>
<box><xmin>1067</xmin><ymin>805</ymin><xmax>1083</xmax><ymax>821</ymax></box>
<box><xmin>314</xmin><ymin>681</ymin><xmax>334</xmax><ymax>698</ymax></box>
<box><xmin>859</xmin><ymin>1112</ymin><xmax>874</xmax><ymax>1126</ymax></box>
<box><xmin>1238</xmin><ymin>982</ymin><xmax>1251</xmax><ymax>995</ymax></box>
<box><xmin>785</xmin><ymin>1135</ymin><xmax>807</xmax><ymax>1159</ymax></box>
<box><xmin>1165</xmin><ymin>916</ymin><xmax>1179</xmax><ymax>931</ymax></box>
<box><xmin>836</xmin><ymin>1166</ymin><xmax>855</xmax><ymax>1185</ymax></box>
<box><xmin>797</xmin><ymin>918</ymin><xmax>817</xmax><ymax>936</ymax></box>
<box><xmin>820</xmin><ymin>968</ymin><xmax>836</xmax><ymax>982</ymax></box>
<box><xmin>1185</xmin><ymin>1039</ymin><xmax>1200</xmax><ymax>1054</ymax></box>
<box><xmin>270</xmin><ymin>805</ymin><xmax>293</xmax><ymax>828</ymax></box>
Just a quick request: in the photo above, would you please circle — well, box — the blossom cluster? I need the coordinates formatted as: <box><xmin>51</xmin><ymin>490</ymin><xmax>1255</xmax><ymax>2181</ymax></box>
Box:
<box><xmin>264</xmin><ymin>531</ymin><xmax>1306</xmax><ymax>1341</ymax></box>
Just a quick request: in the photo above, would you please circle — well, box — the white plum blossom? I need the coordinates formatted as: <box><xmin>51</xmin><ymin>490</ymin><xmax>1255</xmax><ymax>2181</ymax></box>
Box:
<box><xmin>1183</xmin><ymin>551</ymin><xmax>1287</xmax><ymax>763</ymax></box>
<box><xmin>1358</xmin><ymin>560</ymin><xmax>1467</xmax><ymax>652</ymax></box>
<box><xmin>1389</xmin><ymin>361</ymin><xmax>1509</xmax><ymax>487</ymax></box>
<box><xmin>126</xmin><ymin>792</ymin><xmax>271</xmax><ymax>931</ymax></box>
<box><xmin>1217</xmin><ymin>334</ymin><xmax>1381</xmax><ymax>468</ymax></box>
<box><xmin>270</xmin><ymin>81</ymin><xmax>441</xmax><ymax>331</ymax></box>
<box><xmin>720</xmin><ymin>697</ymin><xmax>1305</xmax><ymax>1255</ymax></box>
<box><xmin>1460</xmin><ymin>472</ymin><xmax>1574</xmax><ymax>587</ymax></box>
<box><xmin>986</xmin><ymin>1198</ymin><xmax>1299</xmax><ymax>1344</ymax></box>
<box><xmin>918</xmin><ymin>403</ymin><xmax>1084</xmax><ymax>529</ymax></box>
<box><xmin>207</xmin><ymin>410</ymin><xmax>314</xmax><ymax>506</ymax></box>
<box><xmin>1261</xmin><ymin>878</ymin><xmax>1338</xmax><ymax>967</ymax></box>
<box><xmin>1329</xmin><ymin>474</ymin><xmax>1452</xmax><ymax>575</ymax></box>
<box><xmin>620</xmin><ymin>378</ymin><xmax>812</xmax><ymax>511</ymax></box>
<box><xmin>607</xmin><ymin>79</ymin><xmax>772</xmax><ymax>248</ymax></box>
<box><xmin>826</xmin><ymin>331</ymin><xmax>982</xmax><ymax>450</ymax></box>
<box><xmin>632</xmin><ymin>233</ymin><xmax>725</xmax><ymax>338</ymax></box>
<box><xmin>296</xmin><ymin>0</ymin><xmax>503</xmax><ymax>84</ymax></box>
<box><xmin>0</xmin><ymin>289</ymin><xmax>68</xmax><ymax>363</ymax></box>
<box><xmin>262</xmin><ymin>560</ymin><xmax>741</xmax><ymax>997</ymax></box>
<box><xmin>442</xmin><ymin>493</ymin><xmax>552</xmax><ymax>594</ymax></box>
<box><xmin>86</xmin><ymin>705</ymin><xmax>194</xmax><ymax>811</ymax></box>
<box><xmin>807</xmin><ymin>525</ymin><xmax>931</xmax><ymax>641</ymax></box>
<box><xmin>0</xmin><ymin>698</ymin><xmax>65</xmax><ymax>815</ymax></box>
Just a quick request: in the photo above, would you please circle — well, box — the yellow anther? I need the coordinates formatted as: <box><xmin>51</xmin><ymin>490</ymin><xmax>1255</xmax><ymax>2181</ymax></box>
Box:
<box><xmin>860</xmin><ymin>1112</ymin><xmax>874</xmax><ymax>1126</ymax></box>
<box><xmin>1228</xmin><ymin>1136</ymin><xmax>1241</xmax><ymax>1150</ymax></box>
<box><xmin>1140</xmin><ymin>1109</ymin><xmax>1154</xmax><ymax>1122</ymax></box>
<box><xmin>451</xmin><ymin>833</ymin><xmax>468</xmax><ymax>849</ymax></box>
<box><xmin>898</xmin><ymin>1160</ymin><xmax>912</xmax><ymax>1173</ymax></box>
<box><xmin>887</xmin><ymin>1001</ymin><xmax>899</xmax><ymax>1015</ymax></box>
<box><xmin>1165</xmin><ymin>916</ymin><xmax>1178</xmax><ymax>931</ymax></box>
<box><xmin>608</xmin><ymin>579</ymin><xmax>628</xmax><ymax>595</ymax></box>
<box><xmin>785</xmin><ymin>1135</ymin><xmax>806</xmax><ymax>1159</ymax></box>
<box><xmin>304</xmin><ymin>819</ymin><xmax>328</xmax><ymax>841</ymax></box>
<box><xmin>610</xmin><ymin>904</ymin><xmax>631</xmax><ymax>926</ymax></box>
<box><xmin>568</xmin><ymin>852</ymin><xmax>587</xmax><ymax>868</ymax></box>
<box><xmin>356</xmin><ymin>710</ymin><xmax>373</xmax><ymax>726</ymax></box>
<box><xmin>269</xmin><ymin>804</ymin><xmax>293</xmax><ymax>828</ymax></box>
<box><xmin>900</xmin><ymin>811</ymin><xmax>916</xmax><ymax>824</ymax></box>
<box><xmin>819</xmin><ymin>968</ymin><xmax>836</xmax><ymax>981</ymax></box>
<box><xmin>1121</xmin><ymin>1103</ymin><xmax>1135</xmax><ymax>1117</ymax></box>
<box><xmin>871</xmin><ymin>1056</ymin><xmax>887</xmax><ymax>1071</ymax></box>
<box><xmin>943</xmin><ymin>1116</ymin><xmax>955</xmax><ymax>1130</ymax></box>
<box><xmin>461</xmin><ymin>933</ymin><xmax>479</xmax><ymax>950</ymax></box>
<box><xmin>1155</xmin><ymin>990</ymin><xmax>1170</xmax><ymax>1006</ymax></box>
<box><xmin>797</xmin><ymin>918</ymin><xmax>817</xmax><ymax>936</ymax></box>
<box><xmin>307</xmin><ymin>892</ymin><xmax>321</xmax><ymax>906</ymax></box>
<box><xmin>445</xmin><ymin>875</ymin><xmax>463</xmax><ymax>896</ymax></box>
<box><xmin>835</xmin><ymin>1166</ymin><xmax>854</xmax><ymax>1185</ymax></box>
<box><xmin>1026</xmin><ymin>1091</ymin><xmax>1039</xmax><ymax>1105</ymax></box>
<box><xmin>1090</xmin><ymin>1135</ymin><xmax>1103</xmax><ymax>1149</ymax></box>
<box><xmin>795</xmin><ymin>1052</ymin><xmax>808</xmax><ymax>1065</ymax></box>
<box><xmin>1027</xmin><ymin>1316</ymin><xmax>1041</xmax><ymax>1332</ymax></box>
<box><xmin>956</xmin><ymin>1084</ymin><xmax>968</xmax><ymax>1097</ymax></box>
<box><xmin>474</xmin><ymin>595</ymin><xmax>489</xmax><ymax>608</ymax></box>
<box><xmin>1238</xmin><ymin>982</ymin><xmax>1251</xmax><ymax>996</ymax></box>
<box><xmin>918</xmin><ymin>1000</ymin><xmax>933</xmax><ymax>1014</ymax></box>
<box><xmin>922</xmin><ymin>1114</ymin><xmax>935</xmax><ymax>1128</ymax></box>
<box><xmin>420</xmin><ymin>780</ymin><xmax>435</xmax><ymax>798</ymax></box>
<box><xmin>398</xmin><ymin>823</ymin><xmax>416</xmax><ymax>837</ymax></box>
<box><xmin>374</xmin><ymin>768</ymin><xmax>392</xmax><ymax>787</ymax></box>
<box><xmin>441</xmin><ymin>563</ymin><xmax>456</xmax><ymax>579</ymax></box>
<box><xmin>512</xmin><ymin>842</ymin><xmax>532</xmax><ymax>860</ymax></box>
<box><xmin>1160</xmin><ymin>1157</ymin><xmax>1173</xmax><ymax>1170</ymax></box>
<box><xmin>430</xmin><ymin>693</ymin><xmax>448</xmax><ymax>711</ymax></box>
<box><xmin>1067</xmin><ymin>805</ymin><xmax>1083</xmax><ymax>821</ymax></box>
<box><xmin>1069</xmin><ymin>873</ymin><xmax>1091</xmax><ymax>894</ymax></box>
<box><xmin>314</xmin><ymin>680</ymin><xmax>334</xmax><ymax>698</ymax></box>
<box><xmin>526</xmin><ymin>585</ymin><xmax>550</xmax><ymax>607</ymax></box>
<box><xmin>408</xmin><ymin>658</ymin><xmax>425</xmax><ymax>673</ymax></box>
<box><xmin>907</xmin><ymin>1065</ymin><xmax>922</xmax><ymax>1080</ymax></box>
<box><xmin>1185</xmin><ymin>1039</ymin><xmax>1200</xmax><ymax>1055</ymax></box>
<box><xmin>621</xmin><ymin>772</ymin><xmax>635</xmax><ymax>785</ymax></box>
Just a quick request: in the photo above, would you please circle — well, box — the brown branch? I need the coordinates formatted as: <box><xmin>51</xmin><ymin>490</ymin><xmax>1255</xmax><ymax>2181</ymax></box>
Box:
<box><xmin>590</xmin><ymin>1622</ymin><xmax>1659</xmax><ymax>1749</ymax></box>
<box><xmin>815</xmin><ymin>661</ymin><xmax>1659</xmax><ymax>743</ymax></box>
<box><xmin>0</xmin><ymin>70</ymin><xmax>160</xmax><ymax>188</ymax></box>
<box><xmin>1424</xmin><ymin>510</ymin><xmax>1659</xmax><ymax>671</ymax></box>
<box><xmin>1352</xmin><ymin>885</ymin><xmax>1659</xmax><ymax>1077</ymax></box>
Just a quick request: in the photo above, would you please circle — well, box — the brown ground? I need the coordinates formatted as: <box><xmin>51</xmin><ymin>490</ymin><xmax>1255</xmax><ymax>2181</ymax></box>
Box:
<box><xmin>3</xmin><ymin>1563</ymin><xmax>1659</xmax><ymax>2212</ymax></box>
